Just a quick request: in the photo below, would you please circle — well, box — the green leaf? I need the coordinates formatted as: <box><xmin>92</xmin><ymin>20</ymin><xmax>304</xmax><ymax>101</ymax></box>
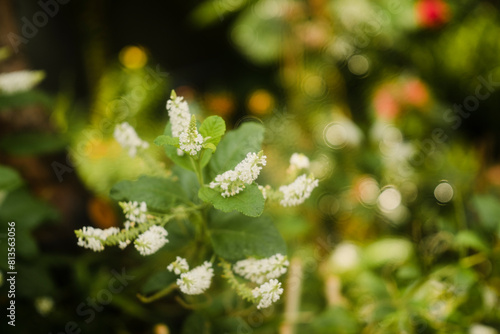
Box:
<box><xmin>154</xmin><ymin>135</ymin><xmax>179</xmax><ymax>148</ymax></box>
<box><xmin>0</xmin><ymin>132</ymin><xmax>66</xmax><ymax>155</ymax></box>
<box><xmin>0</xmin><ymin>188</ymin><xmax>58</xmax><ymax>229</ymax></box>
<box><xmin>202</xmin><ymin>142</ymin><xmax>217</xmax><ymax>151</ymax></box>
<box><xmin>454</xmin><ymin>230</ymin><xmax>489</xmax><ymax>252</ymax></box>
<box><xmin>363</xmin><ymin>238</ymin><xmax>414</xmax><ymax>268</ymax></box>
<box><xmin>0</xmin><ymin>165</ymin><xmax>23</xmax><ymax>191</ymax></box>
<box><xmin>182</xmin><ymin>313</ymin><xmax>210</xmax><ymax>334</ymax></box>
<box><xmin>0</xmin><ymin>89</ymin><xmax>52</xmax><ymax>109</ymax></box>
<box><xmin>199</xmin><ymin>115</ymin><xmax>226</xmax><ymax>148</ymax></box>
<box><xmin>207</xmin><ymin>211</ymin><xmax>286</xmax><ymax>260</ymax></box>
<box><xmin>208</xmin><ymin>122</ymin><xmax>265</xmax><ymax>178</ymax></box>
<box><xmin>110</xmin><ymin>175</ymin><xmax>188</xmax><ymax>212</ymax></box>
<box><xmin>472</xmin><ymin>194</ymin><xmax>500</xmax><ymax>230</ymax></box>
<box><xmin>198</xmin><ymin>183</ymin><xmax>264</xmax><ymax>217</ymax></box>
<box><xmin>141</xmin><ymin>270</ymin><xmax>177</xmax><ymax>295</ymax></box>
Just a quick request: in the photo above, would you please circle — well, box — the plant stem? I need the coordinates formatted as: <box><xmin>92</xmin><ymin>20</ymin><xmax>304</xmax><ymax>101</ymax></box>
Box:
<box><xmin>190</xmin><ymin>156</ymin><xmax>204</xmax><ymax>186</ymax></box>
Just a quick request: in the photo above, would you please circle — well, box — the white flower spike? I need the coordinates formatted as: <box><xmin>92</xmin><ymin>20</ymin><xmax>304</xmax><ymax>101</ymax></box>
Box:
<box><xmin>167</xmin><ymin>256</ymin><xmax>190</xmax><ymax>275</ymax></box>
<box><xmin>114</xmin><ymin>122</ymin><xmax>149</xmax><ymax>157</ymax></box>
<box><xmin>134</xmin><ymin>225</ymin><xmax>169</xmax><ymax>256</ymax></box>
<box><xmin>233</xmin><ymin>253</ymin><xmax>289</xmax><ymax>284</ymax></box>
<box><xmin>252</xmin><ymin>279</ymin><xmax>284</xmax><ymax>309</ymax></box>
<box><xmin>177</xmin><ymin>261</ymin><xmax>214</xmax><ymax>295</ymax></box>
<box><xmin>166</xmin><ymin>91</ymin><xmax>191</xmax><ymax>138</ymax></box>
<box><xmin>289</xmin><ymin>153</ymin><xmax>310</xmax><ymax>170</ymax></box>
<box><xmin>119</xmin><ymin>201</ymin><xmax>148</xmax><ymax>224</ymax></box>
<box><xmin>76</xmin><ymin>226</ymin><xmax>120</xmax><ymax>252</ymax></box>
<box><xmin>179</xmin><ymin>115</ymin><xmax>204</xmax><ymax>156</ymax></box>
<box><xmin>0</xmin><ymin>70</ymin><xmax>44</xmax><ymax>94</ymax></box>
<box><xmin>279</xmin><ymin>174</ymin><xmax>319</xmax><ymax>207</ymax></box>
<box><xmin>210</xmin><ymin>151</ymin><xmax>267</xmax><ymax>197</ymax></box>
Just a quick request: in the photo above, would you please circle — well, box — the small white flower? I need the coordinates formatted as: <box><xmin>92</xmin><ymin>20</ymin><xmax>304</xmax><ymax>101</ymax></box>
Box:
<box><xmin>177</xmin><ymin>261</ymin><xmax>214</xmax><ymax>295</ymax></box>
<box><xmin>252</xmin><ymin>279</ymin><xmax>283</xmax><ymax>309</ymax></box>
<box><xmin>233</xmin><ymin>254</ymin><xmax>289</xmax><ymax>284</ymax></box>
<box><xmin>114</xmin><ymin>122</ymin><xmax>149</xmax><ymax>157</ymax></box>
<box><xmin>179</xmin><ymin>116</ymin><xmax>204</xmax><ymax>156</ymax></box>
<box><xmin>167</xmin><ymin>256</ymin><xmax>189</xmax><ymax>275</ymax></box>
<box><xmin>0</xmin><ymin>70</ymin><xmax>44</xmax><ymax>94</ymax></box>
<box><xmin>166</xmin><ymin>95</ymin><xmax>191</xmax><ymax>138</ymax></box>
<box><xmin>210</xmin><ymin>152</ymin><xmax>267</xmax><ymax>197</ymax></box>
<box><xmin>118</xmin><ymin>240</ymin><xmax>130</xmax><ymax>249</ymax></box>
<box><xmin>289</xmin><ymin>153</ymin><xmax>310</xmax><ymax>170</ymax></box>
<box><xmin>76</xmin><ymin>226</ymin><xmax>120</xmax><ymax>252</ymax></box>
<box><xmin>279</xmin><ymin>174</ymin><xmax>319</xmax><ymax>207</ymax></box>
<box><xmin>258</xmin><ymin>185</ymin><xmax>271</xmax><ymax>200</ymax></box>
<box><xmin>119</xmin><ymin>201</ymin><xmax>148</xmax><ymax>224</ymax></box>
<box><xmin>134</xmin><ymin>225</ymin><xmax>169</xmax><ymax>256</ymax></box>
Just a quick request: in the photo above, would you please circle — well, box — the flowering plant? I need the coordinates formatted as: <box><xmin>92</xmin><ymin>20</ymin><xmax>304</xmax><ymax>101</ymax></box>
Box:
<box><xmin>75</xmin><ymin>90</ymin><xmax>318</xmax><ymax>310</ymax></box>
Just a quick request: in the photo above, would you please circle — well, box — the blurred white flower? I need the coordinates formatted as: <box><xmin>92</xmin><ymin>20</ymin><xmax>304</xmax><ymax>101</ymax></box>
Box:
<box><xmin>233</xmin><ymin>253</ymin><xmax>289</xmax><ymax>284</ymax></box>
<box><xmin>289</xmin><ymin>153</ymin><xmax>310</xmax><ymax>170</ymax></box>
<box><xmin>167</xmin><ymin>256</ymin><xmax>190</xmax><ymax>275</ymax></box>
<box><xmin>469</xmin><ymin>324</ymin><xmax>498</xmax><ymax>334</ymax></box>
<box><xmin>0</xmin><ymin>70</ymin><xmax>44</xmax><ymax>94</ymax></box>
<box><xmin>114</xmin><ymin>122</ymin><xmax>149</xmax><ymax>157</ymax></box>
<box><xmin>279</xmin><ymin>174</ymin><xmax>319</xmax><ymax>207</ymax></box>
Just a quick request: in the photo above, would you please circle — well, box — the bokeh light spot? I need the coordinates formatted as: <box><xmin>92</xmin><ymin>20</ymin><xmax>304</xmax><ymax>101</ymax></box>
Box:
<box><xmin>378</xmin><ymin>186</ymin><xmax>402</xmax><ymax>211</ymax></box>
<box><xmin>348</xmin><ymin>54</ymin><xmax>370</xmax><ymax>76</ymax></box>
<box><xmin>434</xmin><ymin>181</ymin><xmax>454</xmax><ymax>203</ymax></box>
<box><xmin>119</xmin><ymin>46</ymin><xmax>148</xmax><ymax>69</ymax></box>
<box><xmin>247</xmin><ymin>89</ymin><xmax>275</xmax><ymax>115</ymax></box>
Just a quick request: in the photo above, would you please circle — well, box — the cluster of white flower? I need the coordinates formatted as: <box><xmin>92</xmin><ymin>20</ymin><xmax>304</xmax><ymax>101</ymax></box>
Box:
<box><xmin>113</xmin><ymin>122</ymin><xmax>149</xmax><ymax>157</ymax></box>
<box><xmin>166</xmin><ymin>95</ymin><xmax>191</xmax><ymax>138</ymax></box>
<box><xmin>134</xmin><ymin>225</ymin><xmax>169</xmax><ymax>256</ymax></box>
<box><xmin>252</xmin><ymin>279</ymin><xmax>284</xmax><ymax>309</ymax></box>
<box><xmin>289</xmin><ymin>153</ymin><xmax>310</xmax><ymax>170</ymax></box>
<box><xmin>119</xmin><ymin>201</ymin><xmax>148</xmax><ymax>224</ymax></box>
<box><xmin>76</xmin><ymin>226</ymin><xmax>120</xmax><ymax>252</ymax></box>
<box><xmin>179</xmin><ymin>117</ymin><xmax>204</xmax><ymax>155</ymax></box>
<box><xmin>174</xmin><ymin>261</ymin><xmax>214</xmax><ymax>295</ymax></box>
<box><xmin>167</xmin><ymin>256</ymin><xmax>190</xmax><ymax>275</ymax></box>
<box><xmin>258</xmin><ymin>185</ymin><xmax>271</xmax><ymax>200</ymax></box>
<box><xmin>0</xmin><ymin>70</ymin><xmax>44</xmax><ymax>94</ymax></box>
<box><xmin>210</xmin><ymin>152</ymin><xmax>267</xmax><ymax>197</ymax></box>
<box><xmin>233</xmin><ymin>254</ymin><xmax>289</xmax><ymax>284</ymax></box>
<box><xmin>279</xmin><ymin>174</ymin><xmax>319</xmax><ymax>207</ymax></box>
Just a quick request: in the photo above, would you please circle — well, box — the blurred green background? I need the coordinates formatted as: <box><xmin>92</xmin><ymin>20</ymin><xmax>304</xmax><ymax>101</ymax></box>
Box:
<box><xmin>1</xmin><ymin>0</ymin><xmax>500</xmax><ymax>333</ymax></box>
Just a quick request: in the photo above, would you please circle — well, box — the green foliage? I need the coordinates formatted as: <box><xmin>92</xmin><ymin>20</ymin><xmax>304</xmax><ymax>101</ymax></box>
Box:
<box><xmin>0</xmin><ymin>164</ymin><xmax>23</xmax><ymax>191</ymax></box>
<box><xmin>199</xmin><ymin>183</ymin><xmax>265</xmax><ymax>217</ymax></box>
<box><xmin>207</xmin><ymin>211</ymin><xmax>286</xmax><ymax>261</ymax></box>
<box><xmin>0</xmin><ymin>132</ymin><xmax>66</xmax><ymax>155</ymax></box>
<box><xmin>199</xmin><ymin>115</ymin><xmax>226</xmax><ymax>148</ymax></box>
<box><xmin>110</xmin><ymin>175</ymin><xmax>189</xmax><ymax>212</ymax></box>
<box><xmin>207</xmin><ymin>122</ymin><xmax>265</xmax><ymax>178</ymax></box>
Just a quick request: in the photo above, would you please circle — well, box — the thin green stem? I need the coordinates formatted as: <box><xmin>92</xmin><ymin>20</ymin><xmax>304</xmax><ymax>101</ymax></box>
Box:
<box><xmin>190</xmin><ymin>156</ymin><xmax>204</xmax><ymax>186</ymax></box>
<box><xmin>137</xmin><ymin>282</ymin><xmax>178</xmax><ymax>303</ymax></box>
